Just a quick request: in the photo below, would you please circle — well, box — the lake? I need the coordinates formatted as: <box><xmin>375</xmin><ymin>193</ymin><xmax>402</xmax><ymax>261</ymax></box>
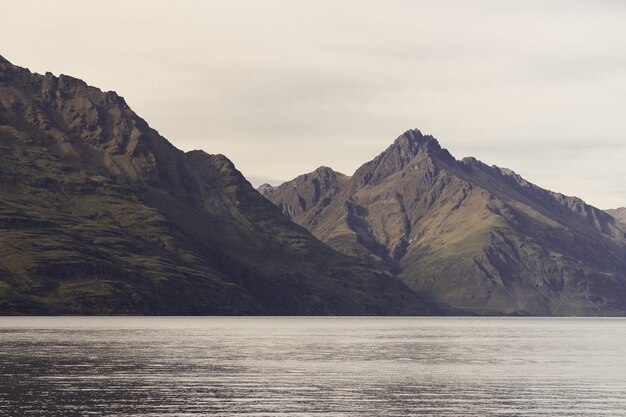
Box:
<box><xmin>0</xmin><ymin>317</ymin><xmax>625</xmax><ymax>416</ymax></box>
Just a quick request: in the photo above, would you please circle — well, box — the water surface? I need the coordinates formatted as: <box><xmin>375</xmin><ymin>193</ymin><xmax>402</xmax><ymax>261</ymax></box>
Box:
<box><xmin>1</xmin><ymin>317</ymin><xmax>625</xmax><ymax>416</ymax></box>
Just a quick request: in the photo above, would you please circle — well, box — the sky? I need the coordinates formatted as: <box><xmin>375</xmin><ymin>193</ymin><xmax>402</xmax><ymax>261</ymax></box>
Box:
<box><xmin>2</xmin><ymin>0</ymin><xmax>625</xmax><ymax>208</ymax></box>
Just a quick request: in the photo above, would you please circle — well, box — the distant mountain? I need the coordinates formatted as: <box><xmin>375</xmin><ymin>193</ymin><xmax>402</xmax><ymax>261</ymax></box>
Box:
<box><xmin>246</xmin><ymin>176</ymin><xmax>285</xmax><ymax>189</ymax></box>
<box><xmin>606</xmin><ymin>208</ymin><xmax>626</xmax><ymax>225</ymax></box>
<box><xmin>257</xmin><ymin>183</ymin><xmax>275</xmax><ymax>198</ymax></box>
<box><xmin>264</xmin><ymin>129</ymin><xmax>626</xmax><ymax>316</ymax></box>
<box><xmin>0</xmin><ymin>56</ymin><xmax>436</xmax><ymax>315</ymax></box>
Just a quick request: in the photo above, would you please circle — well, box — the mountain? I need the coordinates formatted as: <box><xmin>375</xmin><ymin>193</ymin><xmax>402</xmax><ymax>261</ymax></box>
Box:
<box><xmin>606</xmin><ymin>208</ymin><xmax>626</xmax><ymax>225</ymax></box>
<box><xmin>257</xmin><ymin>183</ymin><xmax>275</xmax><ymax>198</ymax></box>
<box><xmin>0</xmin><ymin>55</ymin><xmax>437</xmax><ymax>315</ymax></box>
<box><xmin>264</xmin><ymin>129</ymin><xmax>626</xmax><ymax>316</ymax></box>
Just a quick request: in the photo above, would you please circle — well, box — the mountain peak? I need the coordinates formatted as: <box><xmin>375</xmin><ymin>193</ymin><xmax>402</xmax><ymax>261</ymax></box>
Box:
<box><xmin>394</xmin><ymin>129</ymin><xmax>441</xmax><ymax>153</ymax></box>
<box><xmin>257</xmin><ymin>183</ymin><xmax>276</xmax><ymax>197</ymax></box>
<box><xmin>387</xmin><ymin>129</ymin><xmax>456</xmax><ymax>166</ymax></box>
<box><xmin>354</xmin><ymin>129</ymin><xmax>453</xmax><ymax>187</ymax></box>
<box><xmin>312</xmin><ymin>166</ymin><xmax>342</xmax><ymax>177</ymax></box>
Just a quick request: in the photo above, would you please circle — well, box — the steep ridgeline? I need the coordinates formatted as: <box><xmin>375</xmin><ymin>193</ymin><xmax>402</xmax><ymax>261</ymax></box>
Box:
<box><xmin>263</xmin><ymin>130</ymin><xmax>626</xmax><ymax>316</ymax></box>
<box><xmin>0</xmin><ymin>56</ymin><xmax>437</xmax><ymax>315</ymax></box>
<box><xmin>606</xmin><ymin>208</ymin><xmax>626</xmax><ymax>226</ymax></box>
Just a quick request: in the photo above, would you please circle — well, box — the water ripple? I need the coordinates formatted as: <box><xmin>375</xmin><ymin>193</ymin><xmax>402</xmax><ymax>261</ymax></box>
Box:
<box><xmin>0</xmin><ymin>317</ymin><xmax>625</xmax><ymax>416</ymax></box>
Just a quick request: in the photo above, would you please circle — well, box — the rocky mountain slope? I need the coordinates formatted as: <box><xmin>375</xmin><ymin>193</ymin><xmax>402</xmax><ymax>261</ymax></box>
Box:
<box><xmin>0</xmin><ymin>55</ymin><xmax>437</xmax><ymax>315</ymax></box>
<box><xmin>263</xmin><ymin>130</ymin><xmax>626</xmax><ymax>315</ymax></box>
<box><xmin>606</xmin><ymin>208</ymin><xmax>626</xmax><ymax>226</ymax></box>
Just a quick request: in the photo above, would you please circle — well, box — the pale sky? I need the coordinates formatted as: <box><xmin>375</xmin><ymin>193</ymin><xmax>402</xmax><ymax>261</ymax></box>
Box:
<box><xmin>2</xmin><ymin>0</ymin><xmax>625</xmax><ymax>208</ymax></box>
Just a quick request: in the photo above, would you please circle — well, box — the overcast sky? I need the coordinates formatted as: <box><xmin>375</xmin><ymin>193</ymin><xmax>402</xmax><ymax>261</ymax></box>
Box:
<box><xmin>2</xmin><ymin>0</ymin><xmax>625</xmax><ymax>208</ymax></box>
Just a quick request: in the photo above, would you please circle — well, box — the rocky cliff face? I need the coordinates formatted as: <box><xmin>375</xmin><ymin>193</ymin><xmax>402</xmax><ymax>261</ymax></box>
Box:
<box><xmin>265</xmin><ymin>129</ymin><xmax>626</xmax><ymax>315</ymax></box>
<box><xmin>0</xmin><ymin>56</ymin><xmax>437</xmax><ymax>315</ymax></box>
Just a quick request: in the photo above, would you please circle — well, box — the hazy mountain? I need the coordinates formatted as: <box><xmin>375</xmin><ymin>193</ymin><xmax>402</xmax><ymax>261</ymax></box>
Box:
<box><xmin>265</xmin><ymin>130</ymin><xmax>626</xmax><ymax>316</ymax></box>
<box><xmin>257</xmin><ymin>183</ymin><xmax>275</xmax><ymax>198</ymax></box>
<box><xmin>0</xmin><ymin>56</ymin><xmax>436</xmax><ymax>315</ymax></box>
<box><xmin>606</xmin><ymin>208</ymin><xmax>626</xmax><ymax>225</ymax></box>
<box><xmin>246</xmin><ymin>176</ymin><xmax>285</xmax><ymax>189</ymax></box>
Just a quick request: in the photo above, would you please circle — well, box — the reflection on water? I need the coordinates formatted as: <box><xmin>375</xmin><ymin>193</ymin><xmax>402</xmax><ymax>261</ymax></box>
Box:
<box><xmin>1</xmin><ymin>317</ymin><xmax>625</xmax><ymax>416</ymax></box>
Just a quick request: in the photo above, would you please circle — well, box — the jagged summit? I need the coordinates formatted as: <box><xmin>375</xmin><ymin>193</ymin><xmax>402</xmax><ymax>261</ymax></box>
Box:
<box><xmin>353</xmin><ymin>130</ymin><xmax>454</xmax><ymax>187</ymax></box>
<box><xmin>394</xmin><ymin>129</ymin><xmax>439</xmax><ymax>150</ymax></box>
<box><xmin>0</xmin><ymin>56</ymin><xmax>127</xmax><ymax>108</ymax></box>
<box><xmin>389</xmin><ymin>129</ymin><xmax>437</xmax><ymax>156</ymax></box>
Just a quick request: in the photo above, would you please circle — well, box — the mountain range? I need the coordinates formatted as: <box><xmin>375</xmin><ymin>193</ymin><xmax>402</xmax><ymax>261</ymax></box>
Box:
<box><xmin>262</xmin><ymin>130</ymin><xmax>626</xmax><ymax>315</ymax></box>
<box><xmin>2</xmin><ymin>55</ymin><xmax>625</xmax><ymax>316</ymax></box>
<box><xmin>0</xmin><ymin>55</ymin><xmax>435</xmax><ymax>315</ymax></box>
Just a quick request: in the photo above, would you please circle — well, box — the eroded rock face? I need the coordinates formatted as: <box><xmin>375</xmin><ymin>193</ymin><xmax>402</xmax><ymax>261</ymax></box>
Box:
<box><xmin>0</xmin><ymin>56</ymin><xmax>437</xmax><ymax>316</ymax></box>
<box><xmin>267</xmin><ymin>129</ymin><xmax>626</xmax><ymax>316</ymax></box>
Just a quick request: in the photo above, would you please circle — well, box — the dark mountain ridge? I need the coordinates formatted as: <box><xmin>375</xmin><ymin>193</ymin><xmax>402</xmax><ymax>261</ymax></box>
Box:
<box><xmin>0</xmin><ymin>56</ymin><xmax>436</xmax><ymax>315</ymax></box>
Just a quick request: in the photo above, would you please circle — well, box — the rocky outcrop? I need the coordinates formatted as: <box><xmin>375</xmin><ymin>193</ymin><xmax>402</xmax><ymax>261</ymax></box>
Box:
<box><xmin>266</xmin><ymin>129</ymin><xmax>626</xmax><ymax>316</ymax></box>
